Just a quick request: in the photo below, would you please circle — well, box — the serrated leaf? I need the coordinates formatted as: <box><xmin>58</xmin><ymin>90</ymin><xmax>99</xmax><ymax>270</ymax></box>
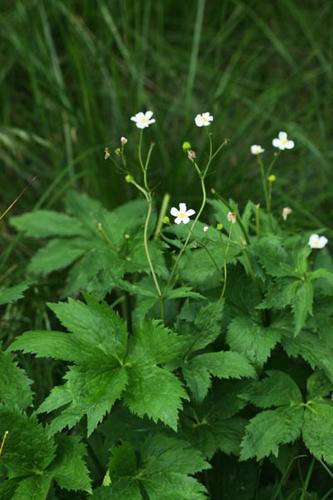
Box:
<box><xmin>0</xmin><ymin>409</ymin><xmax>56</xmax><ymax>478</ymax></box>
<box><xmin>227</xmin><ymin>316</ymin><xmax>282</xmax><ymax>366</ymax></box>
<box><xmin>124</xmin><ymin>365</ymin><xmax>188</xmax><ymax>430</ymax></box>
<box><xmin>282</xmin><ymin>331</ymin><xmax>333</xmax><ymax>383</ymax></box>
<box><xmin>28</xmin><ymin>238</ymin><xmax>85</xmax><ymax>275</ymax></box>
<box><xmin>306</xmin><ymin>371</ymin><xmax>332</xmax><ymax>399</ymax></box>
<box><xmin>302</xmin><ymin>401</ymin><xmax>333</xmax><ymax>465</ymax></box>
<box><xmin>10</xmin><ymin>210</ymin><xmax>85</xmax><ymax>237</ymax></box>
<box><xmin>39</xmin><ymin>363</ymin><xmax>128</xmax><ymax>436</ymax></box>
<box><xmin>184</xmin><ymin>351</ymin><xmax>255</xmax><ymax>402</ymax></box>
<box><xmin>51</xmin><ymin>435</ymin><xmax>91</xmax><ymax>493</ymax></box>
<box><xmin>11</xmin><ymin>474</ymin><xmax>52</xmax><ymax>500</ymax></box>
<box><xmin>48</xmin><ymin>298</ymin><xmax>128</xmax><ymax>358</ymax></box>
<box><xmin>251</xmin><ymin>236</ymin><xmax>289</xmax><ymax>277</ymax></box>
<box><xmin>92</xmin><ymin>481</ymin><xmax>141</xmax><ymax>500</ymax></box>
<box><xmin>240</xmin><ymin>406</ymin><xmax>303</xmax><ymax>461</ymax></box>
<box><xmin>0</xmin><ymin>351</ymin><xmax>33</xmax><ymax>410</ymax></box>
<box><xmin>293</xmin><ymin>280</ymin><xmax>313</xmax><ymax>335</ymax></box>
<box><xmin>240</xmin><ymin>370</ymin><xmax>302</xmax><ymax>408</ymax></box>
<box><xmin>0</xmin><ymin>281</ymin><xmax>30</xmax><ymax>305</ymax></box>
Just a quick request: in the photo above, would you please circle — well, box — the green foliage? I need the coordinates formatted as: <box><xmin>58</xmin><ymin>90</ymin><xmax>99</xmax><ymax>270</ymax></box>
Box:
<box><xmin>94</xmin><ymin>434</ymin><xmax>210</xmax><ymax>500</ymax></box>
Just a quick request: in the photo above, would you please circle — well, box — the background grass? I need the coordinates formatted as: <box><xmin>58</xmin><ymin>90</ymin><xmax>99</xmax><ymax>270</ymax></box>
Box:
<box><xmin>1</xmin><ymin>2</ymin><xmax>333</xmax><ymax>497</ymax></box>
<box><xmin>1</xmin><ymin>0</ymin><xmax>332</xmax><ymax>230</ymax></box>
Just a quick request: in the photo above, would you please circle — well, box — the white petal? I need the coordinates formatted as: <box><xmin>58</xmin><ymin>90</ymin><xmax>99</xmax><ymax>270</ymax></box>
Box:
<box><xmin>319</xmin><ymin>236</ymin><xmax>328</xmax><ymax>248</ymax></box>
<box><xmin>195</xmin><ymin>115</ymin><xmax>203</xmax><ymax>127</ymax></box>
<box><xmin>179</xmin><ymin>203</ymin><xmax>187</xmax><ymax>212</ymax></box>
<box><xmin>130</xmin><ymin>116</ymin><xmax>138</xmax><ymax>122</ymax></box>
<box><xmin>272</xmin><ymin>138</ymin><xmax>281</xmax><ymax>148</ymax></box>
<box><xmin>186</xmin><ymin>209</ymin><xmax>195</xmax><ymax>217</ymax></box>
<box><xmin>145</xmin><ymin>111</ymin><xmax>153</xmax><ymax>119</ymax></box>
<box><xmin>286</xmin><ymin>140</ymin><xmax>294</xmax><ymax>149</ymax></box>
<box><xmin>170</xmin><ymin>207</ymin><xmax>179</xmax><ymax>217</ymax></box>
<box><xmin>278</xmin><ymin>131</ymin><xmax>287</xmax><ymax>140</ymax></box>
<box><xmin>202</xmin><ymin>112</ymin><xmax>210</xmax><ymax>118</ymax></box>
<box><xmin>136</xmin><ymin>122</ymin><xmax>147</xmax><ymax>129</ymax></box>
<box><xmin>174</xmin><ymin>217</ymin><xmax>182</xmax><ymax>224</ymax></box>
<box><xmin>182</xmin><ymin>217</ymin><xmax>190</xmax><ymax>224</ymax></box>
<box><xmin>148</xmin><ymin>118</ymin><xmax>156</xmax><ymax>125</ymax></box>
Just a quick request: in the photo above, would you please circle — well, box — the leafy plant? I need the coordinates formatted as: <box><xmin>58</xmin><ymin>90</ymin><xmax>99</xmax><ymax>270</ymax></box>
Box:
<box><xmin>3</xmin><ymin>117</ymin><xmax>333</xmax><ymax>499</ymax></box>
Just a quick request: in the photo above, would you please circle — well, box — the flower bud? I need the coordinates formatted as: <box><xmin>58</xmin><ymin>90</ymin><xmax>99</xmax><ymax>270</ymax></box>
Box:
<box><xmin>182</xmin><ymin>141</ymin><xmax>191</xmax><ymax>151</ymax></box>
<box><xmin>217</xmin><ymin>223</ymin><xmax>223</xmax><ymax>231</ymax></box>
<box><xmin>227</xmin><ymin>212</ymin><xmax>237</xmax><ymax>224</ymax></box>
<box><xmin>162</xmin><ymin>216</ymin><xmax>170</xmax><ymax>225</ymax></box>
<box><xmin>268</xmin><ymin>174</ymin><xmax>276</xmax><ymax>183</ymax></box>
<box><xmin>187</xmin><ymin>149</ymin><xmax>196</xmax><ymax>161</ymax></box>
<box><xmin>114</xmin><ymin>148</ymin><xmax>121</xmax><ymax>156</ymax></box>
<box><xmin>120</xmin><ymin>136</ymin><xmax>128</xmax><ymax>145</ymax></box>
<box><xmin>125</xmin><ymin>174</ymin><xmax>134</xmax><ymax>183</ymax></box>
<box><xmin>104</xmin><ymin>147</ymin><xmax>111</xmax><ymax>160</ymax></box>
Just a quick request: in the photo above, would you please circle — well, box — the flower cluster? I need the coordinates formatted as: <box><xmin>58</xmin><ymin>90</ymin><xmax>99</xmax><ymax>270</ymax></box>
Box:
<box><xmin>251</xmin><ymin>131</ymin><xmax>295</xmax><ymax>155</ymax></box>
<box><xmin>130</xmin><ymin>111</ymin><xmax>214</xmax><ymax>129</ymax></box>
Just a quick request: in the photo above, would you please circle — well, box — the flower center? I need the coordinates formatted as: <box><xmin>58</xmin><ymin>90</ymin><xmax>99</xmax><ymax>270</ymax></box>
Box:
<box><xmin>178</xmin><ymin>211</ymin><xmax>186</xmax><ymax>218</ymax></box>
<box><xmin>281</xmin><ymin>137</ymin><xmax>288</xmax><ymax>144</ymax></box>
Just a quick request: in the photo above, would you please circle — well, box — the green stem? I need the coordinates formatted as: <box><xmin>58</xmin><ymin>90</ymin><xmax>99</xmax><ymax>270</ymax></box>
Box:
<box><xmin>154</xmin><ymin>193</ymin><xmax>170</xmax><ymax>239</ymax></box>
<box><xmin>257</xmin><ymin>156</ymin><xmax>269</xmax><ymax>213</ymax></box>
<box><xmin>300</xmin><ymin>457</ymin><xmax>315</xmax><ymax>500</ymax></box>
<box><xmin>166</xmin><ymin>171</ymin><xmax>207</xmax><ymax>290</ymax></box>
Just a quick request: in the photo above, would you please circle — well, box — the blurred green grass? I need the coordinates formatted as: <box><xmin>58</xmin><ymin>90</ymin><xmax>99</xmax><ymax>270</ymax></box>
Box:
<box><xmin>1</xmin><ymin>0</ymin><xmax>333</xmax><ymax>230</ymax></box>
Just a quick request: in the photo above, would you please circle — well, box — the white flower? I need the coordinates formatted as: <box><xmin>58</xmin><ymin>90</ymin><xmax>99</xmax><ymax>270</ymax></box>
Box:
<box><xmin>272</xmin><ymin>131</ymin><xmax>295</xmax><ymax>150</ymax></box>
<box><xmin>251</xmin><ymin>144</ymin><xmax>265</xmax><ymax>155</ymax></box>
<box><xmin>194</xmin><ymin>112</ymin><xmax>213</xmax><ymax>127</ymax></box>
<box><xmin>170</xmin><ymin>203</ymin><xmax>195</xmax><ymax>225</ymax></box>
<box><xmin>130</xmin><ymin>111</ymin><xmax>155</xmax><ymax>129</ymax></box>
<box><xmin>282</xmin><ymin>207</ymin><xmax>293</xmax><ymax>221</ymax></box>
<box><xmin>227</xmin><ymin>211</ymin><xmax>237</xmax><ymax>224</ymax></box>
<box><xmin>308</xmin><ymin>234</ymin><xmax>328</xmax><ymax>249</ymax></box>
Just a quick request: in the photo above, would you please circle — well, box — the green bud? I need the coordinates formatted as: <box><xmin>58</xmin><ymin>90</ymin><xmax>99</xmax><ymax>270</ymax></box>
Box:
<box><xmin>115</xmin><ymin>148</ymin><xmax>121</xmax><ymax>156</ymax></box>
<box><xmin>217</xmin><ymin>223</ymin><xmax>223</xmax><ymax>231</ymax></box>
<box><xmin>125</xmin><ymin>174</ymin><xmax>134</xmax><ymax>183</ymax></box>
<box><xmin>182</xmin><ymin>141</ymin><xmax>191</xmax><ymax>151</ymax></box>
<box><xmin>162</xmin><ymin>216</ymin><xmax>170</xmax><ymax>224</ymax></box>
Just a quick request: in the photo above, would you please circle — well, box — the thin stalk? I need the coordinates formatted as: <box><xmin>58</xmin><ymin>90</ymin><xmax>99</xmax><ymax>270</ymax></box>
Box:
<box><xmin>154</xmin><ymin>193</ymin><xmax>170</xmax><ymax>239</ymax></box>
<box><xmin>257</xmin><ymin>156</ymin><xmax>269</xmax><ymax>212</ymax></box>
<box><xmin>166</xmin><ymin>169</ymin><xmax>207</xmax><ymax>290</ymax></box>
<box><xmin>300</xmin><ymin>457</ymin><xmax>315</xmax><ymax>500</ymax></box>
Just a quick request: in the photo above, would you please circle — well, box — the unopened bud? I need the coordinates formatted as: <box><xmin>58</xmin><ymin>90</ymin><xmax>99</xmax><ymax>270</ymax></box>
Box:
<box><xmin>187</xmin><ymin>149</ymin><xmax>196</xmax><ymax>161</ymax></box>
<box><xmin>104</xmin><ymin>147</ymin><xmax>111</xmax><ymax>160</ymax></box>
<box><xmin>203</xmin><ymin>226</ymin><xmax>209</xmax><ymax>232</ymax></box>
<box><xmin>227</xmin><ymin>212</ymin><xmax>237</xmax><ymax>224</ymax></box>
<box><xmin>217</xmin><ymin>223</ymin><xmax>223</xmax><ymax>231</ymax></box>
<box><xmin>120</xmin><ymin>136</ymin><xmax>128</xmax><ymax>145</ymax></box>
<box><xmin>182</xmin><ymin>141</ymin><xmax>191</xmax><ymax>151</ymax></box>
<box><xmin>125</xmin><ymin>174</ymin><xmax>134</xmax><ymax>183</ymax></box>
<box><xmin>162</xmin><ymin>216</ymin><xmax>170</xmax><ymax>224</ymax></box>
<box><xmin>115</xmin><ymin>148</ymin><xmax>121</xmax><ymax>156</ymax></box>
<box><xmin>268</xmin><ymin>174</ymin><xmax>276</xmax><ymax>183</ymax></box>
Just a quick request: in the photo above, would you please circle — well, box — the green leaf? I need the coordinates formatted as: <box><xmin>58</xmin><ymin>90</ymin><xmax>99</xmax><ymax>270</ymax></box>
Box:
<box><xmin>293</xmin><ymin>280</ymin><xmax>313</xmax><ymax>335</ymax></box>
<box><xmin>9</xmin><ymin>331</ymin><xmax>97</xmax><ymax>363</ymax></box>
<box><xmin>184</xmin><ymin>351</ymin><xmax>255</xmax><ymax>402</ymax></box>
<box><xmin>0</xmin><ymin>351</ymin><xmax>33</xmax><ymax>410</ymax></box>
<box><xmin>48</xmin><ymin>298</ymin><xmax>128</xmax><ymax>358</ymax></box>
<box><xmin>38</xmin><ymin>363</ymin><xmax>128</xmax><ymax>436</ymax></box>
<box><xmin>240</xmin><ymin>370</ymin><xmax>302</xmax><ymax>408</ymax></box>
<box><xmin>306</xmin><ymin>371</ymin><xmax>332</xmax><ymax>399</ymax></box>
<box><xmin>302</xmin><ymin>401</ymin><xmax>333</xmax><ymax>465</ymax></box>
<box><xmin>124</xmin><ymin>365</ymin><xmax>188</xmax><ymax>431</ymax></box>
<box><xmin>10</xmin><ymin>210</ymin><xmax>85</xmax><ymax>237</ymax></box>
<box><xmin>0</xmin><ymin>409</ymin><xmax>56</xmax><ymax>478</ymax></box>
<box><xmin>92</xmin><ymin>481</ymin><xmax>141</xmax><ymax>500</ymax></box>
<box><xmin>251</xmin><ymin>236</ymin><xmax>289</xmax><ymax>277</ymax></box>
<box><xmin>28</xmin><ymin>238</ymin><xmax>85</xmax><ymax>275</ymax></box>
<box><xmin>240</xmin><ymin>406</ymin><xmax>303</xmax><ymax>461</ymax></box>
<box><xmin>227</xmin><ymin>316</ymin><xmax>282</xmax><ymax>366</ymax></box>
<box><xmin>11</xmin><ymin>475</ymin><xmax>53</xmax><ymax>500</ymax></box>
<box><xmin>51</xmin><ymin>435</ymin><xmax>92</xmax><ymax>493</ymax></box>
<box><xmin>0</xmin><ymin>281</ymin><xmax>30</xmax><ymax>305</ymax></box>
<box><xmin>282</xmin><ymin>331</ymin><xmax>333</xmax><ymax>383</ymax></box>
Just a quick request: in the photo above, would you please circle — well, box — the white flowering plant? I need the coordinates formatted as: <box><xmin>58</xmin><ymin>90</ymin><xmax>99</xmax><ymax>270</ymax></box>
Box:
<box><xmin>2</xmin><ymin>113</ymin><xmax>333</xmax><ymax>499</ymax></box>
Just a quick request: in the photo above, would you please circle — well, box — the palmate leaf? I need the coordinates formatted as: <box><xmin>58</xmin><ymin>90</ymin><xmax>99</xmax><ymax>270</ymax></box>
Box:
<box><xmin>183</xmin><ymin>351</ymin><xmax>256</xmax><ymax>402</ymax></box>
<box><xmin>94</xmin><ymin>434</ymin><xmax>209</xmax><ymax>500</ymax></box>
<box><xmin>227</xmin><ymin>316</ymin><xmax>282</xmax><ymax>366</ymax></box>
<box><xmin>0</xmin><ymin>409</ymin><xmax>91</xmax><ymax>498</ymax></box>
<box><xmin>251</xmin><ymin>235</ymin><xmax>290</xmax><ymax>277</ymax></box>
<box><xmin>0</xmin><ymin>409</ymin><xmax>56</xmax><ymax>478</ymax></box>
<box><xmin>240</xmin><ymin>370</ymin><xmax>302</xmax><ymax>409</ymax></box>
<box><xmin>11</xmin><ymin>299</ymin><xmax>188</xmax><ymax>435</ymax></box>
<box><xmin>240</xmin><ymin>406</ymin><xmax>303</xmax><ymax>461</ymax></box>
